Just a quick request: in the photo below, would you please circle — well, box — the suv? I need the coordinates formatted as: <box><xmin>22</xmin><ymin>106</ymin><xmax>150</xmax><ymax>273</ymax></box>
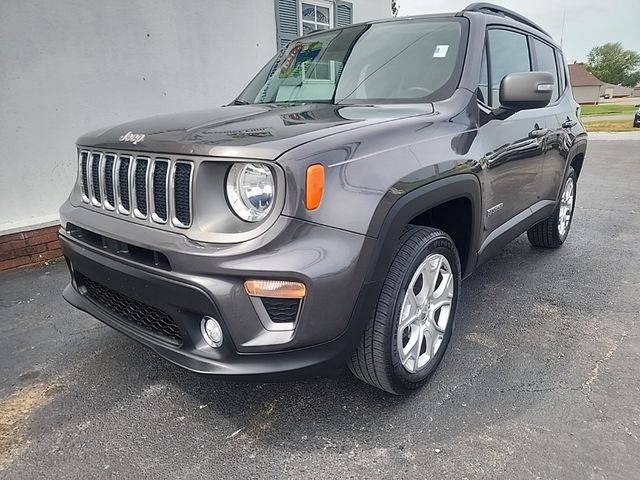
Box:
<box><xmin>59</xmin><ymin>3</ymin><xmax>587</xmax><ymax>394</ymax></box>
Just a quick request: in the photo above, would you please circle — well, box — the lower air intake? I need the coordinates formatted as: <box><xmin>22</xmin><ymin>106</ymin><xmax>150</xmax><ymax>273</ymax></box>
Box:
<box><xmin>261</xmin><ymin>297</ymin><xmax>301</xmax><ymax>324</ymax></box>
<box><xmin>78</xmin><ymin>272</ymin><xmax>182</xmax><ymax>345</ymax></box>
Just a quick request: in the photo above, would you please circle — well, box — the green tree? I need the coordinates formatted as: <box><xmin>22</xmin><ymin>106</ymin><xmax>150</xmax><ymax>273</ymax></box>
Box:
<box><xmin>586</xmin><ymin>42</ymin><xmax>640</xmax><ymax>87</ymax></box>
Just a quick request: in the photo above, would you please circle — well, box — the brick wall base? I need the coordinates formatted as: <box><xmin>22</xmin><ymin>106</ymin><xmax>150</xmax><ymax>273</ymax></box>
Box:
<box><xmin>0</xmin><ymin>225</ymin><xmax>62</xmax><ymax>271</ymax></box>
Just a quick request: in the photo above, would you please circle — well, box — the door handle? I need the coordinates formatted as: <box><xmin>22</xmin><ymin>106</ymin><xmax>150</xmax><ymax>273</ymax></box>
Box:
<box><xmin>529</xmin><ymin>127</ymin><xmax>549</xmax><ymax>138</ymax></box>
<box><xmin>562</xmin><ymin>119</ymin><xmax>577</xmax><ymax>128</ymax></box>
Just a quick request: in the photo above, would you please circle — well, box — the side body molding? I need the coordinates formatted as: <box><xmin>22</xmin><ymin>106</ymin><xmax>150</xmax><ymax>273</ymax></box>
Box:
<box><xmin>366</xmin><ymin>174</ymin><xmax>483</xmax><ymax>283</ymax></box>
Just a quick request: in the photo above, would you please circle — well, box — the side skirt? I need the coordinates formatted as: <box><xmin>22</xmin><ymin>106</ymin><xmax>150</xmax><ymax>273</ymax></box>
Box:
<box><xmin>476</xmin><ymin>199</ymin><xmax>556</xmax><ymax>267</ymax></box>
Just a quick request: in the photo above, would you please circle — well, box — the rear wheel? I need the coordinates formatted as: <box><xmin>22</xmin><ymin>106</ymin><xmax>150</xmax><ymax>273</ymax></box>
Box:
<box><xmin>527</xmin><ymin>167</ymin><xmax>577</xmax><ymax>248</ymax></box>
<box><xmin>348</xmin><ymin>226</ymin><xmax>461</xmax><ymax>395</ymax></box>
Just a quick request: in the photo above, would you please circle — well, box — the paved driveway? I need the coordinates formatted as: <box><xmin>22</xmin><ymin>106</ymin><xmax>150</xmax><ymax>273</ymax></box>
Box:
<box><xmin>1</xmin><ymin>139</ymin><xmax>639</xmax><ymax>479</ymax></box>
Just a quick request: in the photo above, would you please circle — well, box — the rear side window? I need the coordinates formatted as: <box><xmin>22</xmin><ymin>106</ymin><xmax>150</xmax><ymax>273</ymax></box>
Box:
<box><xmin>487</xmin><ymin>29</ymin><xmax>531</xmax><ymax>107</ymax></box>
<box><xmin>532</xmin><ymin>38</ymin><xmax>559</xmax><ymax>100</ymax></box>
<box><xmin>556</xmin><ymin>50</ymin><xmax>567</xmax><ymax>95</ymax></box>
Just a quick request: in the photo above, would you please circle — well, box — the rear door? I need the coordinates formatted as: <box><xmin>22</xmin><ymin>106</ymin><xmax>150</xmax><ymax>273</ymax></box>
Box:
<box><xmin>478</xmin><ymin>27</ymin><xmax>548</xmax><ymax>237</ymax></box>
<box><xmin>530</xmin><ymin>37</ymin><xmax>570</xmax><ymax>201</ymax></box>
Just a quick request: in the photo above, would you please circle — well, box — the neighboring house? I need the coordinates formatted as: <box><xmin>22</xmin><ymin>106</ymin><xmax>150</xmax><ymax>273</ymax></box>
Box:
<box><xmin>600</xmin><ymin>82</ymin><xmax>633</xmax><ymax>98</ymax></box>
<box><xmin>633</xmin><ymin>84</ymin><xmax>640</xmax><ymax>97</ymax></box>
<box><xmin>0</xmin><ymin>0</ymin><xmax>390</xmax><ymax>270</ymax></box>
<box><xmin>568</xmin><ymin>63</ymin><xmax>603</xmax><ymax>105</ymax></box>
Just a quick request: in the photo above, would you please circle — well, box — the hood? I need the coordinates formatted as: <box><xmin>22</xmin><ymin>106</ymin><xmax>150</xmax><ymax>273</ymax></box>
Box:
<box><xmin>77</xmin><ymin>103</ymin><xmax>434</xmax><ymax>160</ymax></box>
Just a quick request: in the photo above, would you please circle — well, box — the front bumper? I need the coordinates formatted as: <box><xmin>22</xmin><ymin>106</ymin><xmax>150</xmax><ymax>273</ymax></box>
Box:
<box><xmin>59</xmin><ymin>201</ymin><xmax>380</xmax><ymax>378</ymax></box>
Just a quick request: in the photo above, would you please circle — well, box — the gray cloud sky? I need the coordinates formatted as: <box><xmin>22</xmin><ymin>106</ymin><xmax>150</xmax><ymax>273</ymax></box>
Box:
<box><xmin>396</xmin><ymin>0</ymin><xmax>639</xmax><ymax>62</ymax></box>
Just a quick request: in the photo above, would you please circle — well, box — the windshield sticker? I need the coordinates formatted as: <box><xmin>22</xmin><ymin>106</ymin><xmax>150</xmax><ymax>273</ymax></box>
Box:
<box><xmin>433</xmin><ymin>45</ymin><xmax>449</xmax><ymax>58</ymax></box>
<box><xmin>279</xmin><ymin>41</ymin><xmax>323</xmax><ymax>78</ymax></box>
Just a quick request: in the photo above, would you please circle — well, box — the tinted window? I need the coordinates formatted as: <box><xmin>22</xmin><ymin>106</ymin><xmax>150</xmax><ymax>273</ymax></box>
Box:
<box><xmin>532</xmin><ymin>38</ymin><xmax>559</xmax><ymax>100</ymax></box>
<box><xmin>237</xmin><ymin>19</ymin><xmax>467</xmax><ymax>105</ymax></box>
<box><xmin>487</xmin><ymin>29</ymin><xmax>531</xmax><ymax>107</ymax></box>
<box><xmin>478</xmin><ymin>47</ymin><xmax>489</xmax><ymax>104</ymax></box>
<box><xmin>556</xmin><ymin>50</ymin><xmax>567</xmax><ymax>95</ymax></box>
<box><xmin>335</xmin><ymin>21</ymin><xmax>463</xmax><ymax>103</ymax></box>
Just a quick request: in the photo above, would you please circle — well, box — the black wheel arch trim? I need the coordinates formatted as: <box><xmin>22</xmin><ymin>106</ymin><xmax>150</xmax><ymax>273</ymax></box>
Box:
<box><xmin>565</xmin><ymin>136</ymin><xmax>587</xmax><ymax>177</ymax></box>
<box><xmin>366</xmin><ymin>173</ymin><xmax>483</xmax><ymax>284</ymax></box>
<box><xmin>551</xmin><ymin>135</ymin><xmax>586</xmax><ymax>204</ymax></box>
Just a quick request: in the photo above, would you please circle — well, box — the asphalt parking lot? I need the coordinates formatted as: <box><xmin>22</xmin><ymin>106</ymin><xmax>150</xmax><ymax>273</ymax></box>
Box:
<box><xmin>1</xmin><ymin>138</ymin><xmax>639</xmax><ymax>479</ymax></box>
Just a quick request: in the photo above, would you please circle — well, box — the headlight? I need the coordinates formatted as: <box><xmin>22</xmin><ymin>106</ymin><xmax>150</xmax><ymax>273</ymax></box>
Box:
<box><xmin>226</xmin><ymin>163</ymin><xmax>275</xmax><ymax>222</ymax></box>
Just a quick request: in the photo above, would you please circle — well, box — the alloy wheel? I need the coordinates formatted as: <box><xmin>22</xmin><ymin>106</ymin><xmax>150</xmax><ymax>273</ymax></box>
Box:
<box><xmin>397</xmin><ymin>253</ymin><xmax>454</xmax><ymax>373</ymax></box>
<box><xmin>558</xmin><ymin>176</ymin><xmax>574</xmax><ymax>238</ymax></box>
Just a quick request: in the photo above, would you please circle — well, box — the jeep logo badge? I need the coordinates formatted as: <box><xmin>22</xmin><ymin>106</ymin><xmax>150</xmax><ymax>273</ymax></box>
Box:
<box><xmin>119</xmin><ymin>131</ymin><xmax>146</xmax><ymax>145</ymax></box>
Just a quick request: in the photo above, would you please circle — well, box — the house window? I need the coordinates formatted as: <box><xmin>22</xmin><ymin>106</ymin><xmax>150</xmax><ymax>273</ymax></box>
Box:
<box><xmin>298</xmin><ymin>1</ymin><xmax>335</xmax><ymax>81</ymax></box>
<box><xmin>302</xmin><ymin>60</ymin><xmax>336</xmax><ymax>82</ymax></box>
<box><xmin>300</xmin><ymin>1</ymin><xmax>333</xmax><ymax>35</ymax></box>
<box><xmin>275</xmin><ymin>0</ymin><xmax>352</xmax><ymax>51</ymax></box>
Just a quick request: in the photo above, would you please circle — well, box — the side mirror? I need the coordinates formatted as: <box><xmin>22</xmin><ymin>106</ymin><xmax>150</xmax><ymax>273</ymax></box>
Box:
<box><xmin>500</xmin><ymin>72</ymin><xmax>554</xmax><ymax>111</ymax></box>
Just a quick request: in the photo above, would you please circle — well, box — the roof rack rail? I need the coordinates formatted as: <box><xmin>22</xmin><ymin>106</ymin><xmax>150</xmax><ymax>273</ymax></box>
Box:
<box><xmin>463</xmin><ymin>3</ymin><xmax>550</xmax><ymax>37</ymax></box>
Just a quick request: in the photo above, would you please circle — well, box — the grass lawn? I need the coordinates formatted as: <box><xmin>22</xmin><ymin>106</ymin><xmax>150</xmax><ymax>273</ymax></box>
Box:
<box><xmin>582</xmin><ymin>118</ymin><xmax>637</xmax><ymax>132</ymax></box>
<box><xmin>581</xmin><ymin>104</ymin><xmax>638</xmax><ymax>116</ymax></box>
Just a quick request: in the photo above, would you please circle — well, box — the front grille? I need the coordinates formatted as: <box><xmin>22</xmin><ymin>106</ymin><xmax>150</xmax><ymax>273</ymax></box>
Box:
<box><xmin>80</xmin><ymin>151</ymin><xmax>89</xmax><ymax>199</ymax></box>
<box><xmin>134</xmin><ymin>159</ymin><xmax>149</xmax><ymax>217</ymax></box>
<box><xmin>174</xmin><ymin>163</ymin><xmax>192</xmax><ymax>226</ymax></box>
<box><xmin>78</xmin><ymin>272</ymin><xmax>182</xmax><ymax>345</ymax></box>
<box><xmin>91</xmin><ymin>153</ymin><xmax>102</xmax><ymax>204</ymax></box>
<box><xmin>79</xmin><ymin>150</ymin><xmax>193</xmax><ymax>229</ymax></box>
<box><xmin>261</xmin><ymin>297</ymin><xmax>301</xmax><ymax>324</ymax></box>
<box><xmin>152</xmin><ymin>161</ymin><xmax>168</xmax><ymax>222</ymax></box>
<box><xmin>104</xmin><ymin>154</ymin><xmax>116</xmax><ymax>209</ymax></box>
<box><xmin>118</xmin><ymin>157</ymin><xmax>131</xmax><ymax>212</ymax></box>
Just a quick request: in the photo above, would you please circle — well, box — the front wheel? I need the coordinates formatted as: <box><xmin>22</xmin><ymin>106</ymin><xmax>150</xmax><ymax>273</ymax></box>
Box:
<box><xmin>527</xmin><ymin>167</ymin><xmax>577</xmax><ymax>248</ymax></box>
<box><xmin>348</xmin><ymin>226</ymin><xmax>461</xmax><ymax>395</ymax></box>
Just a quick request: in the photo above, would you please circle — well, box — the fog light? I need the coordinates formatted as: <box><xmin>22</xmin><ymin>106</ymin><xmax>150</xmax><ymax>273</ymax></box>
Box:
<box><xmin>201</xmin><ymin>316</ymin><xmax>223</xmax><ymax>348</ymax></box>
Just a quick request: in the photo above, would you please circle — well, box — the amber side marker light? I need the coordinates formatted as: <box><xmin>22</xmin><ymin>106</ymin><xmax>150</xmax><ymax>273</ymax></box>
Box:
<box><xmin>244</xmin><ymin>279</ymin><xmax>306</xmax><ymax>299</ymax></box>
<box><xmin>305</xmin><ymin>164</ymin><xmax>324</xmax><ymax>210</ymax></box>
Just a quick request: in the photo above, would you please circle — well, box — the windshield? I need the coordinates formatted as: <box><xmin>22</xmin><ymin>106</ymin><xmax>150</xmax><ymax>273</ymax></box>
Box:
<box><xmin>237</xmin><ymin>18</ymin><xmax>467</xmax><ymax>105</ymax></box>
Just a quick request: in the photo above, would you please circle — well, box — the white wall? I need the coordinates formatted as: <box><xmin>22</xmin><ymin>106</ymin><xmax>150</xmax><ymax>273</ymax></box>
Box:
<box><xmin>0</xmin><ymin>0</ymin><xmax>278</xmax><ymax>233</ymax></box>
<box><xmin>0</xmin><ymin>0</ymin><xmax>390</xmax><ymax>233</ymax></box>
<box><xmin>351</xmin><ymin>0</ymin><xmax>390</xmax><ymax>22</ymax></box>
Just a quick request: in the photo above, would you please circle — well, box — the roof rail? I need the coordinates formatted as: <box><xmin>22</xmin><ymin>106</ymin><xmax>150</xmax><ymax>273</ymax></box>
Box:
<box><xmin>463</xmin><ymin>3</ymin><xmax>550</xmax><ymax>37</ymax></box>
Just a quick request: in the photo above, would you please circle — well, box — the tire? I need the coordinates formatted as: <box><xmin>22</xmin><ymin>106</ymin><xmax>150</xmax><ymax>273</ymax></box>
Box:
<box><xmin>348</xmin><ymin>226</ymin><xmax>461</xmax><ymax>395</ymax></box>
<box><xmin>527</xmin><ymin>167</ymin><xmax>577</xmax><ymax>248</ymax></box>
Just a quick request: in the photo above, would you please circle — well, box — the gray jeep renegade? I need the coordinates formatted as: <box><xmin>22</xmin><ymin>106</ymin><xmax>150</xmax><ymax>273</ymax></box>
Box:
<box><xmin>59</xmin><ymin>3</ymin><xmax>587</xmax><ymax>394</ymax></box>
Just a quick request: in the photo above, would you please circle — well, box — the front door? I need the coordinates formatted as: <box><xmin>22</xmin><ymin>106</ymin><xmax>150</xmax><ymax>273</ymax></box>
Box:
<box><xmin>477</xmin><ymin>27</ymin><xmax>548</xmax><ymax>238</ymax></box>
